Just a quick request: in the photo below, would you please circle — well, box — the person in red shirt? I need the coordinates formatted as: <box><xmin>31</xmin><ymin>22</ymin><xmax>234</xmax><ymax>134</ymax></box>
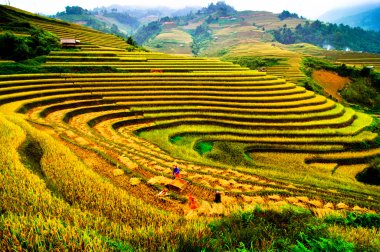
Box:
<box><xmin>188</xmin><ymin>193</ymin><xmax>199</xmax><ymax>209</ymax></box>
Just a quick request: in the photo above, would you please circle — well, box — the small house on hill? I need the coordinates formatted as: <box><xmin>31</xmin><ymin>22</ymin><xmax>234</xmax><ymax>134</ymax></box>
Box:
<box><xmin>60</xmin><ymin>38</ymin><xmax>79</xmax><ymax>48</ymax></box>
<box><xmin>163</xmin><ymin>21</ymin><xmax>176</xmax><ymax>28</ymax></box>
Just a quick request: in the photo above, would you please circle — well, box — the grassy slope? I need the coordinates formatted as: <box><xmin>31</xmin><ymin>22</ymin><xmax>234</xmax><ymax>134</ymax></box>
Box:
<box><xmin>0</xmin><ymin>5</ymin><xmax>127</xmax><ymax>49</ymax></box>
<box><xmin>145</xmin><ymin>27</ymin><xmax>193</xmax><ymax>55</ymax></box>
<box><xmin>139</xmin><ymin>10</ymin><xmax>305</xmax><ymax>57</ymax></box>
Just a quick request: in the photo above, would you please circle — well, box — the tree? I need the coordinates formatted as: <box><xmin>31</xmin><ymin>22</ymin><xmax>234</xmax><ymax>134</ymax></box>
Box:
<box><xmin>0</xmin><ymin>30</ymin><xmax>60</xmax><ymax>61</ymax></box>
<box><xmin>126</xmin><ymin>36</ymin><xmax>138</xmax><ymax>47</ymax></box>
<box><xmin>272</xmin><ymin>19</ymin><xmax>380</xmax><ymax>54</ymax></box>
<box><xmin>0</xmin><ymin>32</ymin><xmax>29</xmax><ymax>61</ymax></box>
<box><xmin>278</xmin><ymin>10</ymin><xmax>299</xmax><ymax>20</ymax></box>
<box><xmin>65</xmin><ymin>6</ymin><xmax>86</xmax><ymax>15</ymax></box>
<box><xmin>110</xmin><ymin>24</ymin><xmax>119</xmax><ymax>34</ymax></box>
<box><xmin>29</xmin><ymin>29</ymin><xmax>60</xmax><ymax>56</ymax></box>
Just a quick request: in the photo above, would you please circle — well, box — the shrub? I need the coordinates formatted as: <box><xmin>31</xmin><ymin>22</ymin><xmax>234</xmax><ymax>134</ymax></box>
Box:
<box><xmin>29</xmin><ymin>28</ymin><xmax>60</xmax><ymax>55</ymax></box>
<box><xmin>223</xmin><ymin>56</ymin><xmax>280</xmax><ymax>70</ymax></box>
<box><xmin>194</xmin><ymin>141</ymin><xmax>213</xmax><ymax>155</ymax></box>
<box><xmin>0</xmin><ymin>31</ymin><xmax>30</xmax><ymax>61</ymax></box>
<box><xmin>340</xmin><ymin>78</ymin><xmax>378</xmax><ymax>108</ymax></box>
<box><xmin>355</xmin><ymin>158</ymin><xmax>380</xmax><ymax>185</ymax></box>
<box><xmin>194</xmin><ymin>206</ymin><xmax>329</xmax><ymax>251</ymax></box>
<box><xmin>206</xmin><ymin>142</ymin><xmax>250</xmax><ymax>167</ymax></box>
<box><xmin>301</xmin><ymin>78</ymin><xmax>325</xmax><ymax>96</ymax></box>
<box><xmin>0</xmin><ymin>29</ymin><xmax>60</xmax><ymax>61</ymax></box>
<box><xmin>294</xmin><ymin>237</ymin><xmax>354</xmax><ymax>252</ymax></box>
<box><xmin>325</xmin><ymin>212</ymin><xmax>380</xmax><ymax>228</ymax></box>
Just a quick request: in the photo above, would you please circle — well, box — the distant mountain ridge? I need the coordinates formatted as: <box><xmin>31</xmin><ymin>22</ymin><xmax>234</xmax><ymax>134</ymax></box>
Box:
<box><xmin>319</xmin><ymin>3</ymin><xmax>380</xmax><ymax>31</ymax></box>
<box><xmin>134</xmin><ymin>2</ymin><xmax>380</xmax><ymax>55</ymax></box>
<box><xmin>53</xmin><ymin>5</ymin><xmax>201</xmax><ymax>36</ymax></box>
<box><xmin>334</xmin><ymin>7</ymin><xmax>380</xmax><ymax>31</ymax></box>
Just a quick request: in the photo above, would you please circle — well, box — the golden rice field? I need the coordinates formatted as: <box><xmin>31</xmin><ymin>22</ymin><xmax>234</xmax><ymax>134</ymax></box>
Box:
<box><xmin>1</xmin><ymin>46</ymin><xmax>379</xmax><ymax>211</ymax></box>
<box><xmin>223</xmin><ymin>42</ymin><xmax>307</xmax><ymax>84</ymax></box>
<box><xmin>145</xmin><ymin>28</ymin><xmax>193</xmax><ymax>55</ymax></box>
<box><xmin>1</xmin><ymin>7</ymin><xmax>380</xmax><ymax>248</ymax></box>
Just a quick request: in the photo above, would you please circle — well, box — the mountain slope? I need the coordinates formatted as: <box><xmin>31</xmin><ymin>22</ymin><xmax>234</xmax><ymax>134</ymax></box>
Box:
<box><xmin>0</xmin><ymin>5</ymin><xmax>128</xmax><ymax>49</ymax></box>
<box><xmin>136</xmin><ymin>2</ymin><xmax>380</xmax><ymax>56</ymax></box>
<box><xmin>319</xmin><ymin>3</ymin><xmax>380</xmax><ymax>31</ymax></box>
<box><xmin>334</xmin><ymin>7</ymin><xmax>380</xmax><ymax>31</ymax></box>
<box><xmin>319</xmin><ymin>2</ymin><xmax>380</xmax><ymax>22</ymax></box>
<box><xmin>53</xmin><ymin>5</ymin><xmax>201</xmax><ymax>36</ymax></box>
<box><xmin>136</xmin><ymin>3</ymin><xmax>305</xmax><ymax>56</ymax></box>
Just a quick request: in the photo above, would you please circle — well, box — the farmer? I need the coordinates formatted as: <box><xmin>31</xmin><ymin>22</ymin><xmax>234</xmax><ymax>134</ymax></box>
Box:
<box><xmin>214</xmin><ymin>191</ymin><xmax>221</xmax><ymax>203</ymax></box>
<box><xmin>172</xmin><ymin>164</ymin><xmax>180</xmax><ymax>179</ymax></box>
<box><xmin>188</xmin><ymin>193</ymin><xmax>199</xmax><ymax>209</ymax></box>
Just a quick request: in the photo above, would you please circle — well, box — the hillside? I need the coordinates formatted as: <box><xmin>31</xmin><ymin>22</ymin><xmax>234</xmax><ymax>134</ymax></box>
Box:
<box><xmin>1</xmin><ymin>5</ymin><xmax>380</xmax><ymax>251</ymax></box>
<box><xmin>319</xmin><ymin>3</ymin><xmax>380</xmax><ymax>31</ymax></box>
<box><xmin>53</xmin><ymin>6</ymin><xmax>139</xmax><ymax>36</ymax></box>
<box><xmin>0</xmin><ymin>5</ymin><xmax>128</xmax><ymax>49</ymax></box>
<box><xmin>137</xmin><ymin>3</ymin><xmax>305</xmax><ymax>56</ymax></box>
<box><xmin>52</xmin><ymin>5</ymin><xmax>201</xmax><ymax>36</ymax></box>
<box><xmin>334</xmin><ymin>7</ymin><xmax>380</xmax><ymax>32</ymax></box>
<box><xmin>135</xmin><ymin>2</ymin><xmax>380</xmax><ymax>56</ymax></box>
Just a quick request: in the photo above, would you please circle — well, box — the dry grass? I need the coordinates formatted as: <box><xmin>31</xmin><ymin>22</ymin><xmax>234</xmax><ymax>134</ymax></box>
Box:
<box><xmin>312</xmin><ymin>70</ymin><xmax>350</xmax><ymax>102</ymax></box>
<box><xmin>113</xmin><ymin>168</ymin><xmax>124</xmax><ymax>176</ymax></box>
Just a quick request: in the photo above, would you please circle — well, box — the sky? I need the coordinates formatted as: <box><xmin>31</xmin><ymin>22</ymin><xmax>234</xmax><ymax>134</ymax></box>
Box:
<box><xmin>4</xmin><ymin>0</ymin><xmax>380</xmax><ymax>19</ymax></box>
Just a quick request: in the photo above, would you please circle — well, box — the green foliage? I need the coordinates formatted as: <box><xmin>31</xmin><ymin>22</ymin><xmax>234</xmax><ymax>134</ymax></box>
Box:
<box><xmin>0</xmin><ymin>20</ymin><xmax>33</xmax><ymax>33</ymax></box>
<box><xmin>302</xmin><ymin>57</ymin><xmax>380</xmax><ymax>108</ymax></box>
<box><xmin>340</xmin><ymin>78</ymin><xmax>378</xmax><ymax>108</ymax></box>
<box><xmin>0</xmin><ymin>29</ymin><xmax>60</xmax><ymax>61</ymax></box>
<box><xmin>0</xmin><ymin>61</ymin><xmax>118</xmax><ymax>75</ymax></box>
<box><xmin>294</xmin><ymin>237</ymin><xmax>354</xmax><ymax>252</ymax></box>
<box><xmin>272</xmin><ymin>20</ymin><xmax>380</xmax><ymax>54</ymax></box>
<box><xmin>217</xmin><ymin>48</ymin><xmax>229</xmax><ymax>56</ymax></box>
<box><xmin>325</xmin><ymin>212</ymin><xmax>380</xmax><ymax>228</ymax></box>
<box><xmin>64</xmin><ymin>6</ymin><xmax>87</xmax><ymax>15</ymax></box>
<box><xmin>0</xmin><ymin>31</ymin><xmax>30</xmax><ymax>61</ymax></box>
<box><xmin>54</xmin><ymin>7</ymin><xmax>129</xmax><ymax>38</ymax></box>
<box><xmin>194</xmin><ymin>141</ymin><xmax>214</xmax><ymax>155</ymax></box>
<box><xmin>169</xmin><ymin>135</ymin><xmax>183</xmax><ymax>144</ymax></box>
<box><xmin>196</xmin><ymin>207</ymin><xmax>329</xmax><ymax>251</ymax></box>
<box><xmin>29</xmin><ymin>29</ymin><xmax>60</xmax><ymax>55</ymax></box>
<box><xmin>205</xmin><ymin>142</ymin><xmax>252</xmax><ymax>167</ymax></box>
<box><xmin>134</xmin><ymin>21</ymin><xmax>162</xmax><ymax>45</ymax></box>
<box><xmin>201</xmin><ymin>1</ymin><xmax>237</xmax><ymax>16</ymax></box>
<box><xmin>223</xmin><ymin>56</ymin><xmax>280</xmax><ymax>70</ymax></box>
<box><xmin>190</xmin><ymin>23</ymin><xmax>213</xmax><ymax>56</ymax></box>
<box><xmin>278</xmin><ymin>10</ymin><xmax>299</xmax><ymax>20</ymax></box>
<box><xmin>300</xmin><ymin>78</ymin><xmax>326</xmax><ymax>96</ymax></box>
<box><xmin>126</xmin><ymin>36</ymin><xmax>138</xmax><ymax>47</ymax></box>
<box><xmin>301</xmin><ymin>57</ymin><xmax>337</xmax><ymax>76</ymax></box>
<box><xmin>355</xmin><ymin>157</ymin><xmax>380</xmax><ymax>185</ymax></box>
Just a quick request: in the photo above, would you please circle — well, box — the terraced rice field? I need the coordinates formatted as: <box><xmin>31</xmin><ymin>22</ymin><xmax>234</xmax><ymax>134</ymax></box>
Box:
<box><xmin>145</xmin><ymin>28</ymin><xmax>193</xmax><ymax>55</ymax></box>
<box><xmin>225</xmin><ymin>42</ymin><xmax>307</xmax><ymax>84</ymax></box>
<box><xmin>298</xmin><ymin>49</ymin><xmax>380</xmax><ymax>72</ymax></box>
<box><xmin>43</xmin><ymin>46</ymin><xmax>248</xmax><ymax>72</ymax></box>
<box><xmin>0</xmin><ymin>5</ymin><xmax>127</xmax><ymax>49</ymax></box>
<box><xmin>334</xmin><ymin>56</ymin><xmax>380</xmax><ymax>72</ymax></box>
<box><xmin>1</xmin><ymin>48</ymin><xmax>379</xmax><ymax>214</ymax></box>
